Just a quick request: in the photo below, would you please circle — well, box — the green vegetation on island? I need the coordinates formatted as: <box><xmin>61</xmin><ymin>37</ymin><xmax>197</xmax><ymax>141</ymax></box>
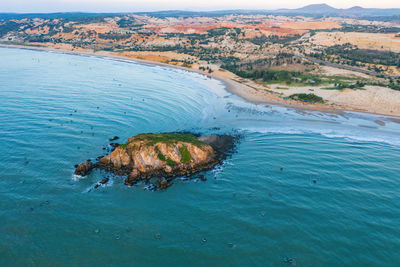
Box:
<box><xmin>289</xmin><ymin>93</ymin><xmax>325</xmax><ymax>103</ymax></box>
<box><xmin>179</xmin><ymin>145</ymin><xmax>191</xmax><ymax>163</ymax></box>
<box><xmin>121</xmin><ymin>133</ymin><xmax>207</xmax><ymax>149</ymax></box>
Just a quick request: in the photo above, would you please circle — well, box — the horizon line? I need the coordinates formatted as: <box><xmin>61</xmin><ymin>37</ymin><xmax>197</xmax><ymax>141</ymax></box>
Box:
<box><xmin>1</xmin><ymin>3</ymin><xmax>400</xmax><ymax>15</ymax></box>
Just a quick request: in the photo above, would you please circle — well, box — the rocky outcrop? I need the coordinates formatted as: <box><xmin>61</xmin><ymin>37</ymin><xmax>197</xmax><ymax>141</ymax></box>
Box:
<box><xmin>198</xmin><ymin>135</ymin><xmax>236</xmax><ymax>160</ymax></box>
<box><xmin>74</xmin><ymin>133</ymin><xmax>236</xmax><ymax>188</ymax></box>
<box><xmin>74</xmin><ymin>160</ymin><xmax>94</xmax><ymax>176</ymax></box>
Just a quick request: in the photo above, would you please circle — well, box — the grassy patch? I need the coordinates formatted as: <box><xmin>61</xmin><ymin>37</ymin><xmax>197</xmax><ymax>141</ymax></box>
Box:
<box><xmin>320</xmin><ymin>75</ymin><xmax>360</xmax><ymax>81</ymax></box>
<box><xmin>155</xmin><ymin>146</ymin><xmax>166</xmax><ymax>161</ymax></box>
<box><xmin>133</xmin><ymin>133</ymin><xmax>206</xmax><ymax>147</ymax></box>
<box><xmin>166</xmin><ymin>158</ymin><xmax>178</xmax><ymax>166</ymax></box>
<box><xmin>388</xmin><ymin>82</ymin><xmax>400</xmax><ymax>91</ymax></box>
<box><xmin>225</xmin><ymin>67</ymin><xmax>326</xmax><ymax>86</ymax></box>
<box><xmin>289</xmin><ymin>93</ymin><xmax>324</xmax><ymax>103</ymax></box>
<box><xmin>322</xmin><ymin>87</ymin><xmax>345</xmax><ymax>90</ymax></box>
<box><xmin>120</xmin><ymin>132</ymin><xmax>205</xmax><ymax>159</ymax></box>
<box><xmin>223</xmin><ymin>63</ymin><xmax>373</xmax><ymax>89</ymax></box>
<box><xmin>120</xmin><ymin>143</ymin><xmax>136</xmax><ymax>150</ymax></box>
<box><xmin>179</xmin><ymin>145</ymin><xmax>191</xmax><ymax>163</ymax></box>
<box><xmin>323</xmin><ymin>81</ymin><xmax>366</xmax><ymax>90</ymax></box>
<box><xmin>324</xmin><ymin>44</ymin><xmax>400</xmax><ymax>67</ymax></box>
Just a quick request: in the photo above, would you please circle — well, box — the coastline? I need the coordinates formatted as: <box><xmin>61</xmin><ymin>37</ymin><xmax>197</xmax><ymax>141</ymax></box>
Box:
<box><xmin>2</xmin><ymin>43</ymin><xmax>400</xmax><ymax>118</ymax></box>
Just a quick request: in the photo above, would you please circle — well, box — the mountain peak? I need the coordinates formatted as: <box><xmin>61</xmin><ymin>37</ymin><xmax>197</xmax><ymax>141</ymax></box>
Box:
<box><xmin>347</xmin><ymin>6</ymin><xmax>365</xmax><ymax>11</ymax></box>
<box><xmin>273</xmin><ymin>3</ymin><xmax>400</xmax><ymax>16</ymax></box>
<box><xmin>298</xmin><ymin>3</ymin><xmax>337</xmax><ymax>12</ymax></box>
<box><xmin>303</xmin><ymin>4</ymin><xmax>334</xmax><ymax>8</ymax></box>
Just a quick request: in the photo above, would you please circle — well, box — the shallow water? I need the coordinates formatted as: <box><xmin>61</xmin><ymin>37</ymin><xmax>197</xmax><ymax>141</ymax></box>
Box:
<box><xmin>1</xmin><ymin>47</ymin><xmax>400</xmax><ymax>266</ymax></box>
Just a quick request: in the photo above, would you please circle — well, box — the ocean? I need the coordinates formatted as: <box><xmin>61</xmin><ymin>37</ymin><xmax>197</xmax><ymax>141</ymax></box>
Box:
<box><xmin>1</xmin><ymin>47</ymin><xmax>400</xmax><ymax>266</ymax></box>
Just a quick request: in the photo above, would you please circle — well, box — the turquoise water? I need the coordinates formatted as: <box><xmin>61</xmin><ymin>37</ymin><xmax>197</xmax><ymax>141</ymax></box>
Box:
<box><xmin>1</xmin><ymin>47</ymin><xmax>400</xmax><ymax>266</ymax></box>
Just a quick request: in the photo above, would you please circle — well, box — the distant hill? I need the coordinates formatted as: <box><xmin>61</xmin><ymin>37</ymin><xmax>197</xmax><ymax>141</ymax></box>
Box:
<box><xmin>0</xmin><ymin>4</ymin><xmax>399</xmax><ymax>21</ymax></box>
<box><xmin>134</xmin><ymin>5</ymin><xmax>400</xmax><ymax>18</ymax></box>
<box><xmin>296</xmin><ymin>4</ymin><xmax>337</xmax><ymax>13</ymax></box>
<box><xmin>274</xmin><ymin>4</ymin><xmax>400</xmax><ymax>17</ymax></box>
<box><xmin>0</xmin><ymin>12</ymin><xmax>121</xmax><ymax>20</ymax></box>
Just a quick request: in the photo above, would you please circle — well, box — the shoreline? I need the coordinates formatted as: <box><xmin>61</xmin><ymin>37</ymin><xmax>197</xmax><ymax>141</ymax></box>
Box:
<box><xmin>2</xmin><ymin>43</ymin><xmax>399</xmax><ymax>118</ymax></box>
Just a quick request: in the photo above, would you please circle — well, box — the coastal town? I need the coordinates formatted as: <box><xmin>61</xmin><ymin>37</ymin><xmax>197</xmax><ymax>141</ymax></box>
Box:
<box><xmin>1</xmin><ymin>8</ymin><xmax>400</xmax><ymax>115</ymax></box>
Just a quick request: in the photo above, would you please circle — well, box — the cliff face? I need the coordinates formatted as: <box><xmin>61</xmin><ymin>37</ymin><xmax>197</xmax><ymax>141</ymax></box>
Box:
<box><xmin>99</xmin><ymin>141</ymin><xmax>214</xmax><ymax>171</ymax></box>
<box><xmin>73</xmin><ymin>133</ymin><xmax>234</xmax><ymax>188</ymax></box>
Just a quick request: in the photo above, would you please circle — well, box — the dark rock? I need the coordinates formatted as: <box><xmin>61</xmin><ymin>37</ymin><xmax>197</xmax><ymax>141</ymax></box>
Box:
<box><xmin>282</xmin><ymin>256</ymin><xmax>296</xmax><ymax>265</ymax></box>
<box><xmin>109</xmin><ymin>143</ymin><xmax>120</xmax><ymax>149</ymax></box>
<box><xmin>94</xmin><ymin>177</ymin><xmax>109</xmax><ymax>189</ymax></box>
<box><xmin>198</xmin><ymin>134</ymin><xmax>236</xmax><ymax>161</ymax></box>
<box><xmin>109</xmin><ymin>136</ymin><xmax>119</xmax><ymax>142</ymax></box>
<box><xmin>74</xmin><ymin>161</ymin><xmax>95</xmax><ymax>176</ymax></box>
<box><xmin>195</xmin><ymin>174</ymin><xmax>207</xmax><ymax>181</ymax></box>
<box><xmin>157</xmin><ymin>178</ymin><xmax>172</xmax><ymax>190</ymax></box>
<box><xmin>125</xmin><ymin>169</ymin><xmax>140</xmax><ymax>186</ymax></box>
<box><xmin>40</xmin><ymin>200</ymin><xmax>50</xmax><ymax>206</ymax></box>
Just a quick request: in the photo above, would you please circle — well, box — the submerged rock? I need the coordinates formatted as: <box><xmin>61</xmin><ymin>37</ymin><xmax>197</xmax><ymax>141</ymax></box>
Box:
<box><xmin>75</xmin><ymin>132</ymin><xmax>236</xmax><ymax>188</ymax></box>
<box><xmin>109</xmin><ymin>143</ymin><xmax>120</xmax><ymax>149</ymax></box>
<box><xmin>157</xmin><ymin>178</ymin><xmax>172</xmax><ymax>190</ymax></box>
<box><xmin>109</xmin><ymin>136</ymin><xmax>120</xmax><ymax>141</ymax></box>
<box><xmin>94</xmin><ymin>177</ymin><xmax>109</xmax><ymax>189</ymax></box>
<box><xmin>198</xmin><ymin>134</ymin><xmax>235</xmax><ymax>160</ymax></box>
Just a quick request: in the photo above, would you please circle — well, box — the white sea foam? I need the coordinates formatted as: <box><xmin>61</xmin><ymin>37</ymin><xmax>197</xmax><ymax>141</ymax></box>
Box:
<box><xmin>211</xmin><ymin>159</ymin><xmax>234</xmax><ymax>179</ymax></box>
<box><xmin>241</xmin><ymin>126</ymin><xmax>400</xmax><ymax>147</ymax></box>
<box><xmin>72</xmin><ymin>174</ymin><xmax>83</xmax><ymax>181</ymax></box>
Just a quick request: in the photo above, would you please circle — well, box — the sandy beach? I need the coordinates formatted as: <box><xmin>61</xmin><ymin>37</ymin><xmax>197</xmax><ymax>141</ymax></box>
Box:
<box><xmin>3</xmin><ymin>43</ymin><xmax>400</xmax><ymax>118</ymax></box>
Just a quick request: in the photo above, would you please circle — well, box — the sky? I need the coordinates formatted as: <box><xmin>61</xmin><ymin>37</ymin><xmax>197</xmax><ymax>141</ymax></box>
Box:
<box><xmin>1</xmin><ymin>0</ymin><xmax>399</xmax><ymax>13</ymax></box>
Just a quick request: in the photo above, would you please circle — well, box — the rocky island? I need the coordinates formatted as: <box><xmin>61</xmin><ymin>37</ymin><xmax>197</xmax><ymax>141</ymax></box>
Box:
<box><xmin>74</xmin><ymin>133</ymin><xmax>236</xmax><ymax>189</ymax></box>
